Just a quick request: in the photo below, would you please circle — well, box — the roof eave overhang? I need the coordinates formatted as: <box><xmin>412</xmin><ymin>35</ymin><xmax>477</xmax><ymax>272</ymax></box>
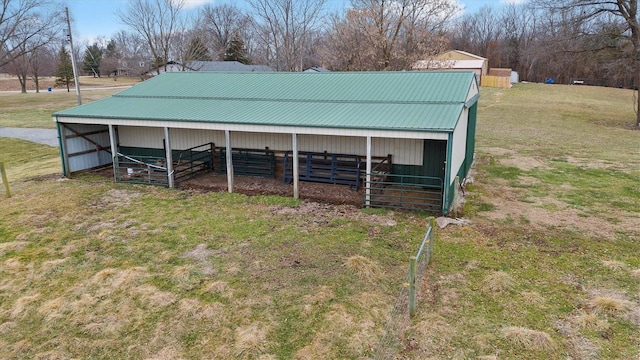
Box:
<box><xmin>54</xmin><ymin>115</ymin><xmax>452</xmax><ymax>140</ymax></box>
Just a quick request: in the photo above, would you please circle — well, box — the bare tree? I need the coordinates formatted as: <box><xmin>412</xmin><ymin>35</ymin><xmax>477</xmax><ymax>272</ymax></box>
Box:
<box><xmin>0</xmin><ymin>0</ymin><xmax>62</xmax><ymax>71</ymax></box>
<box><xmin>111</xmin><ymin>30</ymin><xmax>153</xmax><ymax>78</ymax></box>
<box><xmin>199</xmin><ymin>4</ymin><xmax>251</xmax><ymax>60</ymax></box>
<box><xmin>324</xmin><ymin>0</ymin><xmax>458</xmax><ymax>71</ymax></box>
<box><xmin>248</xmin><ymin>0</ymin><xmax>327</xmax><ymax>71</ymax></box>
<box><xmin>543</xmin><ymin>0</ymin><xmax>640</xmax><ymax>127</ymax></box>
<box><xmin>116</xmin><ymin>0</ymin><xmax>184</xmax><ymax>74</ymax></box>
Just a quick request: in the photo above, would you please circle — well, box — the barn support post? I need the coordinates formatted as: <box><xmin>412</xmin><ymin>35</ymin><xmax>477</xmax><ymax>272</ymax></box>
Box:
<box><xmin>365</xmin><ymin>136</ymin><xmax>372</xmax><ymax>207</ymax></box>
<box><xmin>443</xmin><ymin>133</ymin><xmax>454</xmax><ymax>214</ymax></box>
<box><xmin>108</xmin><ymin>124</ymin><xmax>118</xmax><ymax>182</ymax></box>
<box><xmin>57</xmin><ymin>122</ymin><xmax>71</xmax><ymax>177</ymax></box>
<box><xmin>164</xmin><ymin>127</ymin><xmax>174</xmax><ymax>188</ymax></box>
<box><xmin>225</xmin><ymin>130</ymin><xmax>234</xmax><ymax>193</ymax></box>
<box><xmin>292</xmin><ymin>133</ymin><xmax>299</xmax><ymax>199</ymax></box>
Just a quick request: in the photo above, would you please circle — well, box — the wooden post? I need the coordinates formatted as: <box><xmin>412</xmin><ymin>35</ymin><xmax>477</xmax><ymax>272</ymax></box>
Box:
<box><xmin>225</xmin><ymin>130</ymin><xmax>233</xmax><ymax>193</ymax></box>
<box><xmin>365</xmin><ymin>136</ymin><xmax>372</xmax><ymax>207</ymax></box>
<box><xmin>164</xmin><ymin>127</ymin><xmax>174</xmax><ymax>188</ymax></box>
<box><xmin>1</xmin><ymin>162</ymin><xmax>10</xmax><ymax>197</ymax></box>
<box><xmin>409</xmin><ymin>255</ymin><xmax>417</xmax><ymax>317</ymax></box>
<box><xmin>292</xmin><ymin>133</ymin><xmax>299</xmax><ymax>199</ymax></box>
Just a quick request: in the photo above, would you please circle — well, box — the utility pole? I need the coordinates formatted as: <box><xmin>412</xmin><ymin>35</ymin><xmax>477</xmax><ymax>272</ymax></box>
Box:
<box><xmin>65</xmin><ymin>7</ymin><xmax>82</xmax><ymax>105</ymax></box>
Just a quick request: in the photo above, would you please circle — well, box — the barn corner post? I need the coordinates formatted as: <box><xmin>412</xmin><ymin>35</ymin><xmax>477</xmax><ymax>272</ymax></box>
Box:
<box><xmin>164</xmin><ymin>127</ymin><xmax>174</xmax><ymax>188</ymax></box>
<box><xmin>57</xmin><ymin>121</ymin><xmax>71</xmax><ymax>177</ymax></box>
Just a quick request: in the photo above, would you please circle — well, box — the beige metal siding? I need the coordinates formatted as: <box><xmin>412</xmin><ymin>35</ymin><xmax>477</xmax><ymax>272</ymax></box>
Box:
<box><xmin>298</xmin><ymin>135</ymin><xmax>422</xmax><ymax>165</ymax></box>
<box><xmin>450</xmin><ymin>110</ymin><xmax>468</xmax><ymax>185</ymax></box>
<box><xmin>229</xmin><ymin>132</ymin><xmax>292</xmax><ymax>150</ymax></box>
<box><xmin>170</xmin><ymin>128</ymin><xmax>221</xmax><ymax>149</ymax></box>
<box><xmin>372</xmin><ymin>138</ymin><xmax>423</xmax><ymax>165</ymax></box>
<box><xmin>119</xmin><ymin>126</ymin><xmax>164</xmax><ymax>148</ymax></box>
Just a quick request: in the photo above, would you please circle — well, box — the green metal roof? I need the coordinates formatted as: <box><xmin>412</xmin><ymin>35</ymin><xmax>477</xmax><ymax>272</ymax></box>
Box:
<box><xmin>55</xmin><ymin>71</ymin><xmax>478</xmax><ymax>132</ymax></box>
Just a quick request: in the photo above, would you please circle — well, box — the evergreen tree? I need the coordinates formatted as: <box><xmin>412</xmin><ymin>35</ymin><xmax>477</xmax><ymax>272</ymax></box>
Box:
<box><xmin>187</xmin><ymin>36</ymin><xmax>212</xmax><ymax>61</ymax></box>
<box><xmin>56</xmin><ymin>46</ymin><xmax>74</xmax><ymax>92</ymax></box>
<box><xmin>100</xmin><ymin>39</ymin><xmax>119</xmax><ymax>77</ymax></box>
<box><xmin>224</xmin><ymin>33</ymin><xmax>250</xmax><ymax>64</ymax></box>
<box><xmin>82</xmin><ymin>43</ymin><xmax>103</xmax><ymax>77</ymax></box>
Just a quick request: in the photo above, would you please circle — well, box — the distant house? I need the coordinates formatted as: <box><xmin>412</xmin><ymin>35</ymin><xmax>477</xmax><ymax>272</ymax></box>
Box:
<box><xmin>187</xmin><ymin>61</ymin><xmax>274</xmax><ymax>72</ymax></box>
<box><xmin>413</xmin><ymin>50</ymin><xmax>488</xmax><ymax>82</ymax></box>
<box><xmin>146</xmin><ymin>61</ymin><xmax>274</xmax><ymax>75</ymax></box>
<box><xmin>303</xmin><ymin>67</ymin><xmax>330</xmax><ymax>73</ymax></box>
<box><xmin>53</xmin><ymin>71</ymin><xmax>479</xmax><ymax>214</ymax></box>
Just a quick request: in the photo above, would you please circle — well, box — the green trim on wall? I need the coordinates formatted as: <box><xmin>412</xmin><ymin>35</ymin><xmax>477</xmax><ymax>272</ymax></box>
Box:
<box><xmin>56</xmin><ymin>121</ymin><xmax>67</xmax><ymax>177</ymax></box>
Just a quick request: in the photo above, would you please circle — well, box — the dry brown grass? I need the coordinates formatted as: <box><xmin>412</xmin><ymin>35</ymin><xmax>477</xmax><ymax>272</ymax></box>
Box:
<box><xmin>482</xmin><ymin>270</ymin><xmax>515</xmax><ymax>293</ymax></box>
<box><xmin>234</xmin><ymin>323</ymin><xmax>270</xmax><ymax>359</ymax></box>
<box><xmin>344</xmin><ymin>255</ymin><xmax>382</xmax><ymax>282</ymax></box>
<box><xmin>586</xmin><ymin>293</ymin><xmax>634</xmax><ymax>315</ymax></box>
<box><xmin>502</xmin><ymin>326</ymin><xmax>555</xmax><ymax>351</ymax></box>
<box><xmin>601</xmin><ymin>260</ymin><xmax>629</xmax><ymax>270</ymax></box>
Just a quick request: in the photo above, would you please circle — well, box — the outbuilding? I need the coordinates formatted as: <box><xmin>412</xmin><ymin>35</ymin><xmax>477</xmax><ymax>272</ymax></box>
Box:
<box><xmin>53</xmin><ymin>71</ymin><xmax>479</xmax><ymax>214</ymax></box>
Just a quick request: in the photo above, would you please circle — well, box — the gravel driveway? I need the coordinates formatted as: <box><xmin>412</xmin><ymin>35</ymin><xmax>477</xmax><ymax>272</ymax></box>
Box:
<box><xmin>0</xmin><ymin>127</ymin><xmax>58</xmax><ymax>147</ymax></box>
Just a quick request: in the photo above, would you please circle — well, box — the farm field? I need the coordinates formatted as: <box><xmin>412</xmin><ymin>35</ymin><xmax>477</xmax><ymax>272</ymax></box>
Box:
<box><xmin>0</xmin><ymin>82</ymin><xmax>639</xmax><ymax>358</ymax></box>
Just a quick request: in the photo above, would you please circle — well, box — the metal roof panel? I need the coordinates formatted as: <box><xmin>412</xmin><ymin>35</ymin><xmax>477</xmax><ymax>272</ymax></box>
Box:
<box><xmin>55</xmin><ymin>71</ymin><xmax>477</xmax><ymax>132</ymax></box>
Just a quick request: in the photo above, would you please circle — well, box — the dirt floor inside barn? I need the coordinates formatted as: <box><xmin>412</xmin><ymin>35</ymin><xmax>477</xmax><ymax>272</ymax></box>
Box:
<box><xmin>178</xmin><ymin>172</ymin><xmax>364</xmax><ymax>206</ymax></box>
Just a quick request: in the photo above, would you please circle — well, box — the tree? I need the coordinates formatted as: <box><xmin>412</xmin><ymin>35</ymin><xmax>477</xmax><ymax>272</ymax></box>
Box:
<box><xmin>82</xmin><ymin>43</ymin><xmax>103</xmax><ymax>77</ymax></box>
<box><xmin>111</xmin><ymin>30</ymin><xmax>153</xmax><ymax>78</ymax></box>
<box><xmin>199</xmin><ymin>4</ymin><xmax>251</xmax><ymax>60</ymax></box>
<box><xmin>323</xmin><ymin>0</ymin><xmax>458</xmax><ymax>71</ymax></box>
<box><xmin>545</xmin><ymin>0</ymin><xmax>640</xmax><ymax>128</ymax></box>
<box><xmin>100</xmin><ymin>39</ymin><xmax>120</xmax><ymax>77</ymax></box>
<box><xmin>248</xmin><ymin>0</ymin><xmax>327</xmax><ymax>71</ymax></box>
<box><xmin>187</xmin><ymin>36</ymin><xmax>212</xmax><ymax>61</ymax></box>
<box><xmin>56</xmin><ymin>46</ymin><xmax>73</xmax><ymax>92</ymax></box>
<box><xmin>0</xmin><ymin>0</ymin><xmax>63</xmax><ymax>69</ymax></box>
<box><xmin>224</xmin><ymin>33</ymin><xmax>250</xmax><ymax>64</ymax></box>
<box><xmin>116</xmin><ymin>0</ymin><xmax>185</xmax><ymax>73</ymax></box>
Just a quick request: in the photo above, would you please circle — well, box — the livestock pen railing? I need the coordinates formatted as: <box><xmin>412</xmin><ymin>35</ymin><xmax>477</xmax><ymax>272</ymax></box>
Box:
<box><xmin>115</xmin><ymin>153</ymin><xmax>169</xmax><ymax>186</ymax></box>
<box><xmin>173</xmin><ymin>143</ymin><xmax>214</xmax><ymax>183</ymax></box>
<box><xmin>364</xmin><ymin>174</ymin><xmax>443</xmax><ymax>213</ymax></box>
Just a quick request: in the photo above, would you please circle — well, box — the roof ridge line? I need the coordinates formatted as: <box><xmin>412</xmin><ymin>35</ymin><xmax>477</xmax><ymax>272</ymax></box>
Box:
<box><xmin>113</xmin><ymin>94</ymin><xmax>463</xmax><ymax>105</ymax></box>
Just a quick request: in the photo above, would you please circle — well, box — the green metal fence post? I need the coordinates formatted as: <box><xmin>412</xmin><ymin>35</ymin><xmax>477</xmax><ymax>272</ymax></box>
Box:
<box><xmin>409</xmin><ymin>255</ymin><xmax>417</xmax><ymax>317</ymax></box>
<box><xmin>0</xmin><ymin>162</ymin><xmax>11</xmax><ymax>198</ymax></box>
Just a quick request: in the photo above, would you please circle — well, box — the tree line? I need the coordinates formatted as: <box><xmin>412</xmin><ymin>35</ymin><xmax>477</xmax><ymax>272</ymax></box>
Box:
<box><xmin>1</xmin><ymin>0</ymin><xmax>639</xmax><ymax>126</ymax></box>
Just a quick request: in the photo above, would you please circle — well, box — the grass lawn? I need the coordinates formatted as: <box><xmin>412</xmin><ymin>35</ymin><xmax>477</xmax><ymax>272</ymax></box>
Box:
<box><xmin>0</xmin><ymin>82</ymin><xmax>639</xmax><ymax>359</ymax></box>
<box><xmin>0</xmin><ymin>76</ymin><xmax>139</xmax><ymax>129</ymax></box>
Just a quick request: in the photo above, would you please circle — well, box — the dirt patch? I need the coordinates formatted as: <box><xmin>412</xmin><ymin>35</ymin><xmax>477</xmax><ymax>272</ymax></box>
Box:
<box><xmin>499</xmin><ymin>156</ymin><xmax>550</xmax><ymax>171</ymax></box>
<box><xmin>474</xmin><ymin>182</ymin><xmax>639</xmax><ymax>240</ymax></box>
<box><xmin>180</xmin><ymin>173</ymin><xmax>363</xmax><ymax>206</ymax></box>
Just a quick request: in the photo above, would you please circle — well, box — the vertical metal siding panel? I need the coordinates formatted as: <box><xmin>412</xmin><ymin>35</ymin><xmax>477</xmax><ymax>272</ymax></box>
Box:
<box><xmin>64</xmin><ymin>124</ymin><xmax>112</xmax><ymax>172</ymax></box>
<box><xmin>171</xmin><ymin>128</ymin><xmax>216</xmax><ymax>149</ymax></box>
<box><xmin>119</xmin><ymin>126</ymin><xmax>164</xmax><ymax>148</ymax></box>
<box><xmin>371</xmin><ymin>138</ymin><xmax>423</xmax><ymax>165</ymax></box>
<box><xmin>299</xmin><ymin>135</ymin><xmax>366</xmax><ymax>154</ymax></box>
<box><xmin>451</xmin><ymin>110</ymin><xmax>468</xmax><ymax>185</ymax></box>
<box><xmin>230</xmin><ymin>132</ymin><xmax>291</xmax><ymax>150</ymax></box>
